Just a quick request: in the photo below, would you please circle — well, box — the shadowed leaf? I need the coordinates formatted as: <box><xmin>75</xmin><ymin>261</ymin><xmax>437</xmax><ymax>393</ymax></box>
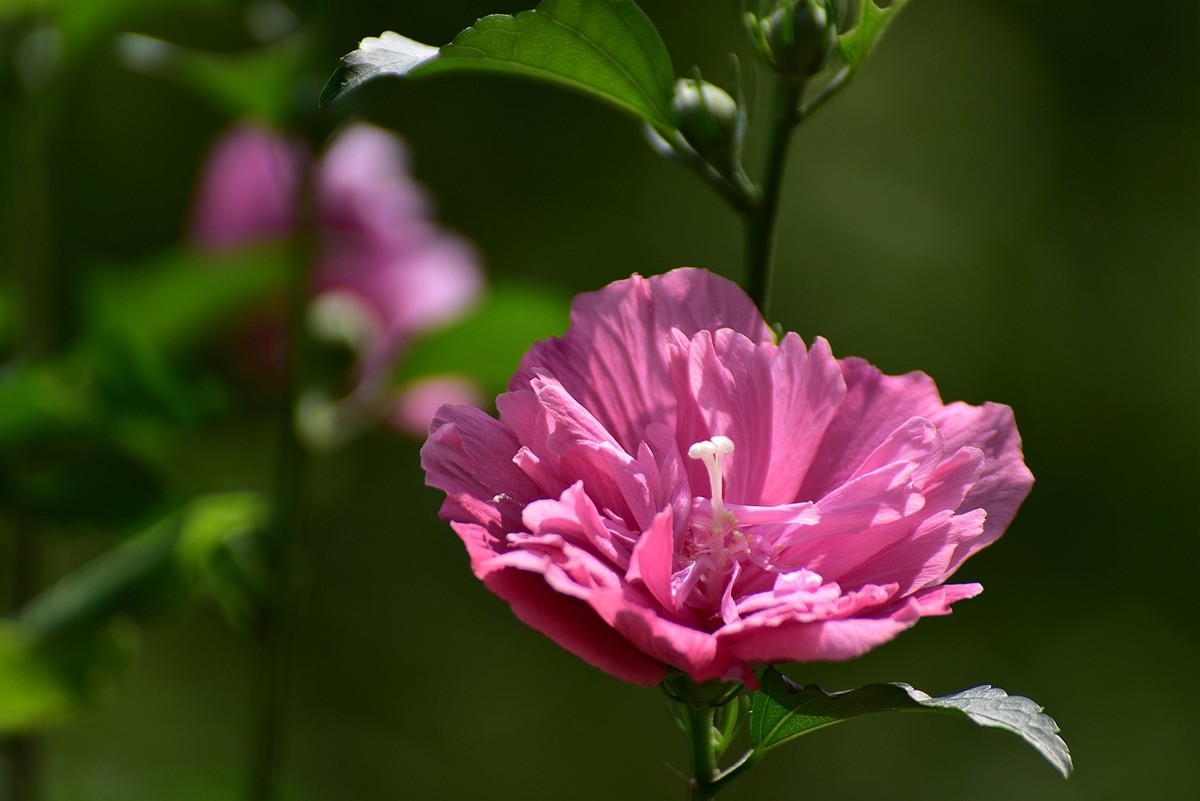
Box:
<box><xmin>321</xmin><ymin>0</ymin><xmax>677</xmax><ymax>131</ymax></box>
<box><xmin>750</xmin><ymin>666</ymin><xmax>1072</xmax><ymax>778</ymax></box>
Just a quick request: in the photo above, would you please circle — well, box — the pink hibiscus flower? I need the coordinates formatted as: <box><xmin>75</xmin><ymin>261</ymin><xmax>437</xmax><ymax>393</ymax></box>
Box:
<box><xmin>190</xmin><ymin>122</ymin><xmax>483</xmax><ymax>435</ymax></box>
<box><xmin>421</xmin><ymin>268</ymin><xmax>1033</xmax><ymax>686</ymax></box>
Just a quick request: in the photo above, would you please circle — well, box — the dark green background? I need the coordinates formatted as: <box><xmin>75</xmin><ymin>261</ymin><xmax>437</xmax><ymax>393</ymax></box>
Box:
<box><xmin>4</xmin><ymin>0</ymin><xmax>1198</xmax><ymax>798</ymax></box>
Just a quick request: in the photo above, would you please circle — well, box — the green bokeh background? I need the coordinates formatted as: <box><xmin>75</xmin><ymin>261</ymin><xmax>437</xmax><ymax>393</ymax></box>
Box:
<box><xmin>3</xmin><ymin>0</ymin><xmax>1198</xmax><ymax>799</ymax></box>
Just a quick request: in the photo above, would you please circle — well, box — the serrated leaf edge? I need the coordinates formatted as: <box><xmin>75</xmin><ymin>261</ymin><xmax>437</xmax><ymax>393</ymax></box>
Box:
<box><xmin>751</xmin><ymin>669</ymin><xmax>1072</xmax><ymax>779</ymax></box>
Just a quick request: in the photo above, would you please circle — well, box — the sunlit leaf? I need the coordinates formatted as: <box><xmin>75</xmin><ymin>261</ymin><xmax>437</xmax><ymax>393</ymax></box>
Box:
<box><xmin>175</xmin><ymin>491</ymin><xmax>267</xmax><ymax>632</ymax></box>
<box><xmin>0</xmin><ymin>623</ymin><xmax>76</xmax><ymax>732</ymax></box>
<box><xmin>322</xmin><ymin>0</ymin><xmax>678</xmax><ymax>131</ymax></box>
<box><xmin>320</xmin><ymin>31</ymin><xmax>437</xmax><ymax>104</ymax></box>
<box><xmin>750</xmin><ymin>666</ymin><xmax>1072</xmax><ymax>778</ymax></box>
<box><xmin>836</xmin><ymin>0</ymin><xmax>909</xmax><ymax>72</ymax></box>
<box><xmin>396</xmin><ymin>282</ymin><xmax>569</xmax><ymax>396</ymax></box>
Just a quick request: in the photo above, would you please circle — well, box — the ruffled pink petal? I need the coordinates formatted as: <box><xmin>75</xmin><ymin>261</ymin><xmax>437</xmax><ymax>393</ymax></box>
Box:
<box><xmin>721</xmin><ymin>580</ymin><xmax>979</xmax><ymax>665</ymax></box>
<box><xmin>599</xmin><ymin>594</ymin><xmax>724</xmax><ymax>679</ymax></box>
<box><xmin>522</xmin><ymin>481</ymin><xmax>629</xmax><ymax>568</ymax></box>
<box><xmin>837</xmin><ymin>509</ymin><xmax>988</xmax><ymax>596</ymax></box>
<box><xmin>761</xmin><ymin>335</ymin><xmax>846</xmax><ymax>505</ymax></box>
<box><xmin>481</xmin><ymin>566</ymin><xmax>669</xmax><ymax>686</ymax></box>
<box><xmin>626</xmin><ymin>509</ymin><xmax>678</xmax><ymax>610</ymax></box>
<box><xmin>514</xmin><ymin>269</ymin><xmax>771</xmax><ymax>455</ymax></box>
<box><xmin>906</xmin><ymin>581</ymin><xmax>984</xmax><ymax>612</ymax></box>
<box><xmin>810</xmin><ymin>460</ymin><xmax>924</xmax><ymax>537</ymax></box>
<box><xmin>422</xmin><ymin>405</ymin><xmax>540</xmax><ymax>533</ymax></box>
<box><xmin>927</xmin><ymin>401</ymin><xmax>1034</xmax><ymax>563</ymax></box>
<box><xmin>850</xmin><ymin>417</ymin><xmax>942</xmax><ymax>483</ymax></box>
<box><xmin>916</xmin><ymin>445</ymin><xmax>985</xmax><ymax>515</ymax></box>
<box><xmin>724</xmin><ymin>614</ymin><xmax>917</xmax><ymax>664</ymax></box>
<box><xmin>497</xmin><ymin>388</ymin><xmax>562</xmax><ymax>495</ymax></box>
<box><xmin>801</xmin><ymin>446</ymin><xmax>987</xmax><ymax>585</ymax></box>
<box><xmin>798</xmin><ymin>359</ymin><xmax>944</xmax><ymax>502</ymax></box>
<box><xmin>529</xmin><ymin>375</ymin><xmax>641</xmax><ymax>523</ymax></box>
<box><xmin>678</xmin><ymin>329</ymin><xmax>775</xmax><ymax>503</ymax></box>
<box><xmin>480</xmin><ymin>526</ymin><xmax>717</xmax><ymax>681</ymax></box>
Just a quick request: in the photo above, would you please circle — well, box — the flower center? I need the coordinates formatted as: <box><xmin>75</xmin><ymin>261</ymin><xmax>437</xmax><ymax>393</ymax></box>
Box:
<box><xmin>685</xmin><ymin>436</ymin><xmax>749</xmax><ymax>569</ymax></box>
<box><xmin>687</xmin><ymin>435</ymin><xmax>734</xmax><ymax>513</ymax></box>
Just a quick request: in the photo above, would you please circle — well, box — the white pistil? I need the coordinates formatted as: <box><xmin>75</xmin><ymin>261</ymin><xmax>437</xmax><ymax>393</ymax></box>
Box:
<box><xmin>688</xmin><ymin>435</ymin><xmax>735</xmax><ymax>513</ymax></box>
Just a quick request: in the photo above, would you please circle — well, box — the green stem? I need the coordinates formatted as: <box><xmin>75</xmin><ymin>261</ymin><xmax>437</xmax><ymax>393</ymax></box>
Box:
<box><xmin>709</xmin><ymin>749</ymin><xmax>764</xmax><ymax>795</ymax></box>
<box><xmin>3</xmin><ymin>520</ymin><xmax>42</xmax><ymax>801</ymax></box>
<box><xmin>797</xmin><ymin>66</ymin><xmax>851</xmax><ymax>123</ymax></box>
<box><xmin>3</xmin><ymin>735</ymin><xmax>39</xmax><ymax>801</ymax></box>
<box><xmin>245</xmin><ymin>158</ymin><xmax>316</xmax><ymax>801</ymax></box>
<box><xmin>743</xmin><ymin>80</ymin><xmax>803</xmax><ymax>316</ymax></box>
<box><xmin>2</xmin><ymin>66</ymin><xmax>58</xmax><ymax>801</ymax></box>
<box><xmin>685</xmin><ymin>703</ymin><xmax>719</xmax><ymax>801</ymax></box>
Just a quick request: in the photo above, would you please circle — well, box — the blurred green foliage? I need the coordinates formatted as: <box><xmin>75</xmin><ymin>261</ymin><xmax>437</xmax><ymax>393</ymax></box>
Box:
<box><xmin>1</xmin><ymin>0</ymin><xmax>1198</xmax><ymax>800</ymax></box>
<box><xmin>1</xmin><ymin>492</ymin><xmax>263</xmax><ymax>733</ymax></box>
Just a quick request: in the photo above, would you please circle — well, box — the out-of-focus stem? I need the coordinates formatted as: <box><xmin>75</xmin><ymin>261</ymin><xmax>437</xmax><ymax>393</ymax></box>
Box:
<box><xmin>245</xmin><ymin>156</ymin><xmax>316</xmax><ymax>801</ymax></box>
<box><xmin>4</xmin><ymin>733</ymin><xmax>39</xmax><ymax>801</ymax></box>
<box><xmin>2</xmin><ymin>72</ymin><xmax>57</xmax><ymax>801</ymax></box>
<box><xmin>3</xmin><ymin>520</ymin><xmax>42</xmax><ymax>801</ymax></box>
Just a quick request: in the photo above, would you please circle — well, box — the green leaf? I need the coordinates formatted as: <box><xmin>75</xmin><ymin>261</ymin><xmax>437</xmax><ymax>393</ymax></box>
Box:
<box><xmin>396</xmin><ymin>282</ymin><xmax>569</xmax><ymax>396</ymax></box>
<box><xmin>82</xmin><ymin>245</ymin><xmax>287</xmax><ymax>358</ymax></box>
<box><xmin>0</xmin><ymin>492</ymin><xmax>265</xmax><ymax>732</ymax></box>
<box><xmin>175</xmin><ymin>492</ymin><xmax>267</xmax><ymax>633</ymax></box>
<box><xmin>0</xmin><ymin>361</ymin><xmax>100</xmax><ymax>446</ymax></box>
<box><xmin>15</xmin><ymin>519</ymin><xmax>182</xmax><ymax>646</ymax></box>
<box><xmin>322</xmin><ymin>0</ymin><xmax>678</xmax><ymax>131</ymax></box>
<box><xmin>16</xmin><ymin>492</ymin><xmax>266</xmax><ymax>645</ymax></box>
<box><xmin>750</xmin><ymin>666</ymin><xmax>1072</xmax><ymax>778</ymax></box>
<box><xmin>0</xmin><ymin>362</ymin><xmax>168</xmax><ymax>527</ymax></box>
<box><xmin>320</xmin><ymin>30</ymin><xmax>438</xmax><ymax>105</ymax></box>
<box><xmin>0</xmin><ymin>623</ymin><xmax>77</xmax><ymax>732</ymax></box>
<box><xmin>836</xmin><ymin>0</ymin><xmax>908</xmax><ymax>71</ymax></box>
<box><xmin>0</xmin><ymin>619</ymin><xmax>136</xmax><ymax>734</ymax></box>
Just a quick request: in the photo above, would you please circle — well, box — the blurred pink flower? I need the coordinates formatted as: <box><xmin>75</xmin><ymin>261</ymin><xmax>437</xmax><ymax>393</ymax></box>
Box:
<box><xmin>190</xmin><ymin>122</ymin><xmax>482</xmax><ymax>434</ymax></box>
<box><xmin>422</xmin><ymin>268</ymin><xmax>1033</xmax><ymax>686</ymax></box>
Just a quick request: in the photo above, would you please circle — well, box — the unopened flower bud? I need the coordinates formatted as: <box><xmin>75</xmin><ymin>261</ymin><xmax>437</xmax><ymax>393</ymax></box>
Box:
<box><xmin>763</xmin><ymin>0</ymin><xmax>837</xmax><ymax>81</ymax></box>
<box><xmin>671</xmin><ymin>78</ymin><xmax>743</xmax><ymax>167</ymax></box>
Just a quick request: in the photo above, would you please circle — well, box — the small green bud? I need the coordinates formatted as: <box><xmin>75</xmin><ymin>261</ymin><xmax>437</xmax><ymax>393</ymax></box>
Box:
<box><xmin>763</xmin><ymin>0</ymin><xmax>837</xmax><ymax>81</ymax></box>
<box><xmin>671</xmin><ymin>77</ymin><xmax>743</xmax><ymax>167</ymax></box>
